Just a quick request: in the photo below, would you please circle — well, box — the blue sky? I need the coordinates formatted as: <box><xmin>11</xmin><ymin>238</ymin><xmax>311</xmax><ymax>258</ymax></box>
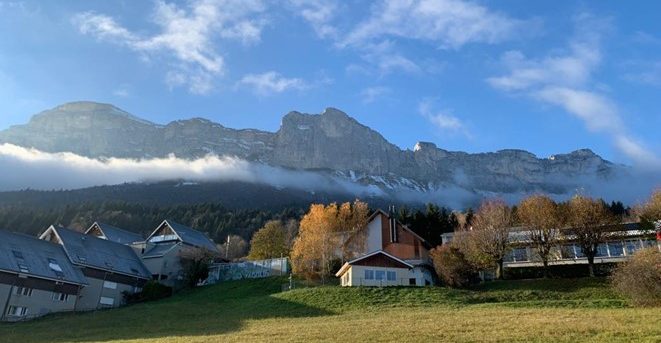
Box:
<box><xmin>0</xmin><ymin>0</ymin><xmax>660</xmax><ymax>167</ymax></box>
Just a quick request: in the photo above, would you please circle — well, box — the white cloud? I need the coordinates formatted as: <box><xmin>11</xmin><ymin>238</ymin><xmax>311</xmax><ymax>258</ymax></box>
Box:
<box><xmin>341</xmin><ymin>0</ymin><xmax>525</xmax><ymax>49</ymax></box>
<box><xmin>360</xmin><ymin>86</ymin><xmax>390</xmax><ymax>104</ymax></box>
<box><xmin>73</xmin><ymin>0</ymin><xmax>267</xmax><ymax>94</ymax></box>
<box><xmin>289</xmin><ymin>0</ymin><xmax>529</xmax><ymax>76</ymax></box>
<box><xmin>419</xmin><ymin>99</ymin><xmax>470</xmax><ymax>137</ymax></box>
<box><xmin>287</xmin><ymin>0</ymin><xmax>339</xmax><ymax>39</ymax></box>
<box><xmin>112</xmin><ymin>84</ymin><xmax>131</xmax><ymax>97</ymax></box>
<box><xmin>487</xmin><ymin>14</ymin><xmax>660</xmax><ymax>169</ymax></box>
<box><xmin>0</xmin><ymin>143</ymin><xmax>385</xmax><ymax>196</ymax></box>
<box><xmin>237</xmin><ymin>71</ymin><xmax>306</xmax><ymax>95</ymax></box>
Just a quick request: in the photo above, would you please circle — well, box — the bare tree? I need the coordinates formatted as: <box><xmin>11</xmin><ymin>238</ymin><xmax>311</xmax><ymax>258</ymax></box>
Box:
<box><xmin>567</xmin><ymin>195</ymin><xmax>616</xmax><ymax>277</ymax></box>
<box><xmin>217</xmin><ymin>235</ymin><xmax>248</xmax><ymax>261</ymax></box>
<box><xmin>518</xmin><ymin>195</ymin><xmax>563</xmax><ymax>278</ymax></box>
<box><xmin>467</xmin><ymin>199</ymin><xmax>514</xmax><ymax>279</ymax></box>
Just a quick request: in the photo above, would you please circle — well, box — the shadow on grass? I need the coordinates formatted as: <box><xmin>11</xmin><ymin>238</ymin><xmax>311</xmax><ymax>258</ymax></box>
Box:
<box><xmin>0</xmin><ymin>278</ymin><xmax>334</xmax><ymax>343</ymax></box>
<box><xmin>463</xmin><ymin>277</ymin><xmax>621</xmax><ymax>306</ymax></box>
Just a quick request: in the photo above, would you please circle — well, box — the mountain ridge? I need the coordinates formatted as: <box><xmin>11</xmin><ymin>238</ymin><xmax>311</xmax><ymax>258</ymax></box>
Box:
<box><xmin>0</xmin><ymin>101</ymin><xmax>620</xmax><ymax>197</ymax></box>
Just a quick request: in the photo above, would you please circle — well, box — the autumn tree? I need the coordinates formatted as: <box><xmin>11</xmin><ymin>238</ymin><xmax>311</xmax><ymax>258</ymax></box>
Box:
<box><xmin>217</xmin><ymin>234</ymin><xmax>248</xmax><ymax>261</ymax></box>
<box><xmin>248</xmin><ymin>220</ymin><xmax>290</xmax><ymax>260</ymax></box>
<box><xmin>637</xmin><ymin>189</ymin><xmax>661</xmax><ymax>231</ymax></box>
<box><xmin>567</xmin><ymin>195</ymin><xmax>616</xmax><ymax>277</ymax></box>
<box><xmin>465</xmin><ymin>199</ymin><xmax>514</xmax><ymax>279</ymax></box>
<box><xmin>517</xmin><ymin>195</ymin><xmax>563</xmax><ymax>278</ymax></box>
<box><xmin>290</xmin><ymin>200</ymin><xmax>369</xmax><ymax>282</ymax></box>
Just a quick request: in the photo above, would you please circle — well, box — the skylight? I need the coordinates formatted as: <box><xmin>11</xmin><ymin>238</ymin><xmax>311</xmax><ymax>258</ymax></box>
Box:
<box><xmin>48</xmin><ymin>258</ymin><xmax>63</xmax><ymax>272</ymax></box>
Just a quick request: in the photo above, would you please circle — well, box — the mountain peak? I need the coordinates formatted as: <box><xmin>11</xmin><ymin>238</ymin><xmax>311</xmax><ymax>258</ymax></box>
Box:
<box><xmin>53</xmin><ymin>101</ymin><xmax>118</xmax><ymax>112</ymax></box>
<box><xmin>35</xmin><ymin>101</ymin><xmax>157</xmax><ymax>127</ymax></box>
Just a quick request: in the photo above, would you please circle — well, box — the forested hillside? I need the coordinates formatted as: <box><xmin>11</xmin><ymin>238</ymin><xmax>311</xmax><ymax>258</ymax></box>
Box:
<box><xmin>0</xmin><ymin>202</ymin><xmax>304</xmax><ymax>243</ymax></box>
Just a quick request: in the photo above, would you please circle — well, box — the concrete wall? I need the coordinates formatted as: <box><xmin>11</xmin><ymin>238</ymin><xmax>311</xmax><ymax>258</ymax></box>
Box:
<box><xmin>75</xmin><ymin>277</ymin><xmax>136</xmax><ymax>311</ymax></box>
<box><xmin>1</xmin><ymin>284</ymin><xmax>77</xmax><ymax>322</ymax></box>
<box><xmin>365</xmin><ymin>215</ymin><xmax>383</xmax><ymax>253</ymax></box>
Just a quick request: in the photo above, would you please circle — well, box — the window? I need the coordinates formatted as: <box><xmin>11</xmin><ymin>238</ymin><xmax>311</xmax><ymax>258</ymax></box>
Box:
<box><xmin>409</xmin><ymin>278</ymin><xmax>416</xmax><ymax>286</ymax></box>
<box><xmin>642</xmin><ymin>239</ymin><xmax>657</xmax><ymax>249</ymax></box>
<box><xmin>7</xmin><ymin>306</ymin><xmax>28</xmax><ymax>317</ymax></box>
<box><xmin>13</xmin><ymin>250</ymin><xmax>29</xmax><ymax>273</ymax></box>
<box><xmin>99</xmin><ymin>297</ymin><xmax>115</xmax><ymax>306</ymax></box>
<box><xmin>364</xmin><ymin>269</ymin><xmax>374</xmax><ymax>280</ymax></box>
<box><xmin>608</xmin><ymin>242</ymin><xmax>624</xmax><ymax>257</ymax></box>
<box><xmin>509</xmin><ymin>248</ymin><xmax>528</xmax><ymax>262</ymax></box>
<box><xmin>18</xmin><ymin>263</ymin><xmax>30</xmax><ymax>273</ymax></box>
<box><xmin>103</xmin><ymin>281</ymin><xmax>118</xmax><ymax>290</ymax></box>
<box><xmin>574</xmin><ymin>246</ymin><xmax>585</xmax><ymax>258</ymax></box>
<box><xmin>48</xmin><ymin>258</ymin><xmax>65</xmax><ymax>278</ymax></box>
<box><xmin>375</xmin><ymin>270</ymin><xmax>385</xmax><ymax>280</ymax></box>
<box><xmin>386</xmin><ymin>271</ymin><xmax>396</xmax><ymax>281</ymax></box>
<box><xmin>52</xmin><ymin>292</ymin><xmax>69</xmax><ymax>302</ymax></box>
<box><xmin>14</xmin><ymin>287</ymin><xmax>32</xmax><ymax>297</ymax></box>
<box><xmin>596</xmin><ymin>244</ymin><xmax>609</xmax><ymax>257</ymax></box>
<box><xmin>560</xmin><ymin>245</ymin><xmax>576</xmax><ymax>259</ymax></box>
<box><xmin>624</xmin><ymin>240</ymin><xmax>641</xmax><ymax>255</ymax></box>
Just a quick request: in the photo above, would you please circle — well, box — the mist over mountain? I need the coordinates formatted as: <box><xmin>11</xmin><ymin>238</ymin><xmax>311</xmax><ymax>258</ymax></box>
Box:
<box><xmin>0</xmin><ymin>101</ymin><xmax>653</xmax><ymax>207</ymax></box>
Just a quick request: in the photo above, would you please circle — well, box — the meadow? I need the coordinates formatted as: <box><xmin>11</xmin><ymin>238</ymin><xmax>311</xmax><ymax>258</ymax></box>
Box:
<box><xmin>1</xmin><ymin>277</ymin><xmax>658</xmax><ymax>343</ymax></box>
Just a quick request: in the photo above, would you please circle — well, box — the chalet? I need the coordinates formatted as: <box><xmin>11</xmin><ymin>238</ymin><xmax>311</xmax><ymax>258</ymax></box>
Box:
<box><xmin>39</xmin><ymin>225</ymin><xmax>151</xmax><ymax>311</ymax></box>
<box><xmin>336</xmin><ymin>208</ymin><xmax>434</xmax><ymax>287</ymax></box>
<box><xmin>0</xmin><ymin>229</ymin><xmax>87</xmax><ymax>321</ymax></box>
<box><xmin>85</xmin><ymin>222</ymin><xmax>143</xmax><ymax>245</ymax></box>
<box><xmin>139</xmin><ymin>220</ymin><xmax>219</xmax><ymax>288</ymax></box>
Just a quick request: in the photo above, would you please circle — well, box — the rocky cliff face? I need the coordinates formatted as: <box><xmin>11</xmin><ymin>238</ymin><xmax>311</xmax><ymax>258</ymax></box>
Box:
<box><xmin>0</xmin><ymin>101</ymin><xmax>619</xmax><ymax>195</ymax></box>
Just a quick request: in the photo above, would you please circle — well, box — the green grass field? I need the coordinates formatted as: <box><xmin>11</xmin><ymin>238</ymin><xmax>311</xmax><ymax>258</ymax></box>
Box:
<box><xmin>1</xmin><ymin>277</ymin><xmax>659</xmax><ymax>343</ymax></box>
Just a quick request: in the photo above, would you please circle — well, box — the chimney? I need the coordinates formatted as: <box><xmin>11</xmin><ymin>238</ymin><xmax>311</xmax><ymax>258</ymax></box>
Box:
<box><xmin>388</xmin><ymin>205</ymin><xmax>398</xmax><ymax>243</ymax></box>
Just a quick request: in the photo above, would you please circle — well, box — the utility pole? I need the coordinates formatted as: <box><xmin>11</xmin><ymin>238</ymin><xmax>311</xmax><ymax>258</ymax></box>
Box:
<box><xmin>225</xmin><ymin>235</ymin><xmax>230</xmax><ymax>260</ymax></box>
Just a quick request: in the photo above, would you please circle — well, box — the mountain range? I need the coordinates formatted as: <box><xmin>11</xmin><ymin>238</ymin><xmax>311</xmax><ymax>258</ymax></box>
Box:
<box><xmin>0</xmin><ymin>101</ymin><xmax>624</xmax><ymax>206</ymax></box>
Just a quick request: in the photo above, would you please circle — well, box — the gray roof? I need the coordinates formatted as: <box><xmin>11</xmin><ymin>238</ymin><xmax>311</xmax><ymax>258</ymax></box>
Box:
<box><xmin>46</xmin><ymin>226</ymin><xmax>151</xmax><ymax>280</ymax></box>
<box><xmin>142</xmin><ymin>242</ymin><xmax>179</xmax><ymax>259</ymax></box>
<box><xmin>87</xmin><ymin>222</ymin><xmax>143</xmax><ymax>244</ymax></box>
<box><xmin>149</xmin><ymin>220</ymin><xmax>219</xmax><ymax>253</ymax></box>
<box><xmin>0</xmin><ymin>229</ymin><xmax>87</xmax><ymax>285</ymax></box>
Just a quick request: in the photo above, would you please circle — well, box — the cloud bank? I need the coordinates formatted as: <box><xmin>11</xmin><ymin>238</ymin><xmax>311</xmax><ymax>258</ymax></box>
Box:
<box><xmin>1</xmin><ymin>143</ymin><xmax>658</xmax><ymax>208</ymax></box>
<box><xmin>0</xmin><ymin>144</ymin><xmax>384</xmax><ymax>197</ymax></box>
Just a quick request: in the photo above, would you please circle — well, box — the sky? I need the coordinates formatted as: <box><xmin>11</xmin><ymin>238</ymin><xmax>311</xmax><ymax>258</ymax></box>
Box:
<box><xmin>0</xmin><ymin>0</ymin><xmax>660</xmax><ymax>168</ymax></box>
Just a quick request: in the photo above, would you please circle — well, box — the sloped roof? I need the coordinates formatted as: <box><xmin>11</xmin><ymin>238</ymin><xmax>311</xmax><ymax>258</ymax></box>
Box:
<box><xmin>142</xmin><ymin>242</ymin><xmax>179</xmax><ymax>259</ymax></box>
<box><xmin>0</xmin><ymin>229</ymin><xmax>87</xmax><ymax>285</ymax></box>
<box><xmin>367</xmin><ymin>209</ymin><xmax>431</xmax><ymax>248</ymax></box>
<box><xmin>335</xmin><ymin>250</ymin><xmax>413</xmax><ymax>277</ymax></box>
<box><xmin>42</xmin><ymin>226</ymin><xmax>151</xmax><ymax>280</ymax></box>
<box><xmin>86</xmin><ymin>222</ymin><xmax>143</xmax><ymax>244</ymax></box>
<box><xmin>147</xmin><ymin>220</ymin><xmax>219</xmax><ymax>253</ymax></box>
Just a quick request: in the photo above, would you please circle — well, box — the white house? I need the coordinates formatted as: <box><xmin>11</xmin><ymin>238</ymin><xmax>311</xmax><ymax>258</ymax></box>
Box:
<box><xmin>336</xmin><ymin>208</ymin><xmax>434</xmax><ymax>286</ymax></box>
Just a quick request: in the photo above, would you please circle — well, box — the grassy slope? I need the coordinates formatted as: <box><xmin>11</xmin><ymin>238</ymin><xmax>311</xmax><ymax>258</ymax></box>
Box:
<box><xmin>0</xmin><ymin>277</ymin><xmax>659</xmax><ymax>343</ymax></box>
